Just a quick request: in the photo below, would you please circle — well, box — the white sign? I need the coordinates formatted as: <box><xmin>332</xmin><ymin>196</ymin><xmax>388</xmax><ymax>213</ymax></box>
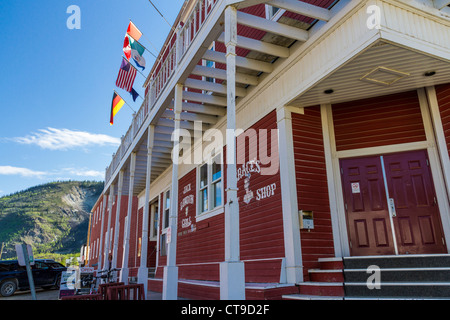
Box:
<box><xmin>166</xmin><ymin>227</ymin><xmax>171</xmax><ymax>244</ymax></box>
<box><xmin>15</xmin><ymin>244</ymin><xmax>34</xmax><ymax>266</ymax></box>
<box><xmin>351</xmin><ymin>182</ymin><xmax>361</xmax><ymax>194</ymax></box>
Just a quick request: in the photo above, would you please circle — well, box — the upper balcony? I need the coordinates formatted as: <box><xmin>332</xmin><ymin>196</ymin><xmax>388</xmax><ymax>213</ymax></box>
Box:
<box><xmin>103</xmin><ymin>0</ymin><xmax>450</xmax><ymax>195</ymax></box>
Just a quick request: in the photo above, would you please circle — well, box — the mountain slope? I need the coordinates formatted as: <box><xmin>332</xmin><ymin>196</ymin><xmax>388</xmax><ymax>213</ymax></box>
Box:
<box><xmin>0</xmin><ymin>181</ymin><xmax>104</xmax><ymax>259</ymax></box>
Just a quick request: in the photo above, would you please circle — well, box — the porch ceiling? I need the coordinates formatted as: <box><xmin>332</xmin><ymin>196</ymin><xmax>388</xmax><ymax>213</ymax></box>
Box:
<box><xmin>289</xmin><ymin>40</ymin><xmax>450</xmax><ymax>108</ymax></box>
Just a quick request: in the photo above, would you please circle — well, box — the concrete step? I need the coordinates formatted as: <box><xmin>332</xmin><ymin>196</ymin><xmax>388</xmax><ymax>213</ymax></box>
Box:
<box><xmin>344</xmin><ymin>282</ymin><xmax>450</xmax><ymax>298</ymax></box>
<box><xmin>298</xmin><ymin>282</ymin><xmax>345</xmax><ymax>296</ymax></box>
<box><xmin>343</xmin><ymin>254</ymin><xmax>450</xmax><ymax>269</ymax></box>
<box><xmin>344</xmin><ymin>267</ymin><xmax>450</xmax><ymax>283</ymax></box>
<box><xmin>282</xmin><ymin>293</ymin><xmax>344</xmax><ymax>300</ymax></box>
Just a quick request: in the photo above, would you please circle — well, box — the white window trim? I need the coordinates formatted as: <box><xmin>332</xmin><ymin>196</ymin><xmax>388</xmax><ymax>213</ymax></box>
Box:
<box><xmin>162</xmin><ymin>187</ymin><xmax>171</xmax><ymax>232</ymax></box>
<box><xmin>150</xmin><ymin>199</ymin><xmax>159</xmax><ymax>241</ymax></box>
<box><xmin>196</xmin><ymin>153</ymin><xmax>225</xmax><ymax>221</ymax></box>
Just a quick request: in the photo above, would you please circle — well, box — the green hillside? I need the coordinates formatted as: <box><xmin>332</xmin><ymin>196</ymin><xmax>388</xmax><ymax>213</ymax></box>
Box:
<box><xmin>0</xmin><ymin>181</ymin><xmax>104</xmax><ymax>259</ymax></box>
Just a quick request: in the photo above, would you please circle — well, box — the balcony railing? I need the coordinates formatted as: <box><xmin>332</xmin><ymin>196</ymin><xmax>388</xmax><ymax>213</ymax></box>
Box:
<box><xmin>105</xmin><ymin>0</ymin><xmax>220</xmax><ymax>185</ymax></box>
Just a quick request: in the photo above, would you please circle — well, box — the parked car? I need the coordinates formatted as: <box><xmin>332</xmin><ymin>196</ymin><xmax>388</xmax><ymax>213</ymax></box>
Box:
<box><xmin>0</xmin><ymin>259</ymin><xmax>67</xmax><ymax>297</ymax></box>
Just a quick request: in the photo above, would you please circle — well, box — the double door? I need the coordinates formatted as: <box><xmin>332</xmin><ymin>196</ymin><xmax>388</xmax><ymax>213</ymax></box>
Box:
<box><xmin>341</xmin><ymin>149</ymin><xmax>447</xmax><ymax>256</ymax></box>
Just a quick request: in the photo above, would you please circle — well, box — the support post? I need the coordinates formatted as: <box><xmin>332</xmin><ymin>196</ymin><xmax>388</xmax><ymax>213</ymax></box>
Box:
<box><xmin>276</xmin><ymin>106</ymin><xmax>303</xmax><ymax>284</ymax></box>
<box><xmin>112</xmin><ymin>170</ymin><xmax>124</xmax><ymax>269</ymax></box>
<box><xmin>138</xmin><ymin>125</ymin><xmax>155</xmax><ymax>299</ymax></box>
<box><xmin>163</xmin><ymin>83</ymin><xmax>183</xmax><ymax>300</ymax></box>
<box><xmin>220</xmin><ymin>5</ymin><xmax>245</xmax><ymax>300</ymax></box>
<box><xmin>104</xmin><ymin>184</ymin><xmax>115</xmax><ymax>271</ymax></box>
<box><xmin>96</xmin><ymin>195</ymin><xmax>107</xmax><ymax>284</ymax></box>
<box><xmin>120</xmin><ymin>152</ymin><xmax>137</xmax><ymax>284</ymax></box>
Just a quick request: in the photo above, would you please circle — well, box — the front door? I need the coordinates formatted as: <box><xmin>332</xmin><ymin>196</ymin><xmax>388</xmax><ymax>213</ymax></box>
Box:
<box><xmin>341</xmin><ymin>150</ymin><xmax>447</xmax><ymax>256</ymax></box>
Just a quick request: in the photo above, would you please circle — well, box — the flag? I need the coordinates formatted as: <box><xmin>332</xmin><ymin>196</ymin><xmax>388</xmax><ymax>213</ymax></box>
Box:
<box><xmin>127</xmin><ymin>21</ymin><xmax>142</xmax><ymax>41</ymax></box>
<box><xmin>123</xmin><ymin>35</ymin><xmax>131</xmax><ymax>60</ymax></box>
<box><xmin>116</xmin><ymin>58</ymin><xmax>137</xmax><ymax>92</ymax></box>
<box><xmin>127</xmin><ymin>34</ymin><xmax>146</xmax><ymax>70</ymax></box>
<box><xmin>110</xmin><ymin>92</ymin><xmax>125</xmax><ymax>125</ymax></box>
<box><xmin>130</xmin><ymin>88</ymin><xmax>139</xmax><ymax>102</ymax></box>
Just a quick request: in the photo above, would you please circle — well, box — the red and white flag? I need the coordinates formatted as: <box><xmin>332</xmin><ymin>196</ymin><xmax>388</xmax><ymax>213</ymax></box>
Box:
<box><xmin>116</xmin><ymin>58</ymin><xmax>137</xmax><ymax>93</ymax></box>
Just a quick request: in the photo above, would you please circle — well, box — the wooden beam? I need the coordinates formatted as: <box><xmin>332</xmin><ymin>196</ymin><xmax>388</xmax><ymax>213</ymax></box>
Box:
<box><xmin>236</xmin><ymin>11</ymin><xmax>309</xmax><ymax>42</ymax></box>
<box><xmin>182</xmin><ymin>91</ymin><xmax>228</xmax><ymax>107</ymax></box>
<box><xmin>269</xmin><ymin>0</ymin><xmax>331</xmax><ymax>21</ymax></box>
<box><xmin>203</xmin><ymin>50</ymin><xmax>273</xmax><ymax>73</ymax></box>
<box><xmin>168</xmin><ymin>100</ymin><xmax>227</xmax><ymax>116</ymax></box>
<box><xmin>184</xmin><ymin>78</ymin><xmax>248</xmax><ymax>97</ymax></box>
<box><xmin>162</xmin><ymin>108</ymin><xmax>219</xmax><ymax>124</ymax></box>
<box><xmin>191</xmin><ymin>65</ymin><xmax>259</xmax><ymax>86</ymax></box>
<box><xmin>217</xmin><ymin>33</ymin><xmax>290</xmax><ymax>58</ymax></box>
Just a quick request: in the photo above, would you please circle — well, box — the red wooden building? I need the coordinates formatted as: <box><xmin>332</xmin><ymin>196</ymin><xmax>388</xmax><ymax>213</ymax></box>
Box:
<box><xmin>87</xmin><ymin>0</ymin><xmax>450</xmax><ymax>300</ymax></box>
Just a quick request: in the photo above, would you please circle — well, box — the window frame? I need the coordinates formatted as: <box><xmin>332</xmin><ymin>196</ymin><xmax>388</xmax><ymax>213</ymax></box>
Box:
<box><xmin>196</xmin><ymin>152</ymin><xmax>224</xmax><ymax>221</ymax></box>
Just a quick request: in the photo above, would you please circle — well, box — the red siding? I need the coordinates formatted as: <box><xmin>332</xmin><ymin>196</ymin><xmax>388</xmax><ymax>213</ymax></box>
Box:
<box><xmin>436</xmin><ymin>83</ymin><xmax>450</xmax><ymax>158</ymax></box>
<box><xmin>238</xmin><ymin>110</ymin><xmax>284</xmax><ymax>262</ymax></box>
<box><xmin>333</xmin><ymin>91</ymin><xmax>427</xmax><ymax>151</ymax></box>
<box><xmin>292</xmin><ymin>107</ymin><xmax>335</xmax><ymax>279</ymax></box>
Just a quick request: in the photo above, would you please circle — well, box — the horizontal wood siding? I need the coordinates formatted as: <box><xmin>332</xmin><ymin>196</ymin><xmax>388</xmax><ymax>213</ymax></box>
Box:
<box><xmin>238</xmin><ymin>110</ymin><xmax>284</xmax><ymax>263</ymax></box>
<box><xmin>333</xmin><ymin>91</ymin><xmax>427</xmax><ymax>151</ymax></box>
<box><xmin>436</xmin><ymin>83</ymin><xmax>450</xmax><ymax>158</ymax></box>
<box><xmin>292</xmin><ymin>107</ymin><xmax>334</xmax><ymax>279</ymax></box>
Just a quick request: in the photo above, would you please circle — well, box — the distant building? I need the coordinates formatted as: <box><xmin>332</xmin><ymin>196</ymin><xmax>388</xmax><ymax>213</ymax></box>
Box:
<box><xmin>88</xmin><ymin>0</ymin><xmax>450</xmax><ymax>300</ymax></box>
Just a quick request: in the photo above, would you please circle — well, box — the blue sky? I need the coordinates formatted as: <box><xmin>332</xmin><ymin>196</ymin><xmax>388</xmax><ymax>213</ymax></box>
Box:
<box><xmin>0</xmin><ymin>0</ymin><xmax>185</xmax><ymax>196</ymax></box>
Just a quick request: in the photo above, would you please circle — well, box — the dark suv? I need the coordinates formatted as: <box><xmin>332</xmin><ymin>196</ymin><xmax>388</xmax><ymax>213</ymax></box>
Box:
<box><xmin>0</xmin><ymin>259</ymin><xmax>67</xmax><ymax>297</ymax></box>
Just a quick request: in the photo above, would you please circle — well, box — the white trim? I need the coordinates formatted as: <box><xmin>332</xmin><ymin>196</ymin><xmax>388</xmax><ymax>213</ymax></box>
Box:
<box><xmin>325</xmin><ymin>88</ymin><xmax>450</xmax><ymax>257</ymax></box>
<box><xmin>425</xmin><ymin>86</ymin><xmax>450</xmax><ymax>202</ymax></box>
<box><xmin>417</xmin><ymin>88</ymin><xmax>450</xmax><ymax>252</ymax></box>
<box><xmin>321</xmin><ymin>104</ymin><xmax>344</xmax><ymax>258</ymax></box>
<box><xmin>277</xmin><ymin>105</ymin><xmax>303</xmax><ymax>284</ymax></box>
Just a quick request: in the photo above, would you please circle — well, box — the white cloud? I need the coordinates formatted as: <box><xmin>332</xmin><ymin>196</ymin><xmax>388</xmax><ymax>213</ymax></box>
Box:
<box><xmin>0</xmin><ymin>166</ymin><xmax>104</xmax><ymax>180</ymax></box>
<box><xmin>12</xmin><ymin>128</ymin><xmax>121</xmax><ymax>151</ymax></box>
<box><xmin>61</xmin><ymin>168</ymin><xmax>104</xmax><ymax>178</ymax></box>
<box><xmin>0</xmin><ymin>166</ymin><xmax>47</xmax><ymax>178</ymax></box>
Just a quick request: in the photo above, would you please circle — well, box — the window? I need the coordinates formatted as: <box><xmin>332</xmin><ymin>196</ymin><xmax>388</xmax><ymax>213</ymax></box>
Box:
<box><xmin>198</xmin><ymin>153</ymin><xmax>223</xmax><ymax>215</ymax></box>
<box><xmin>163</xmin><ymin>190</ymin><xmax>170</xmax><ymax>229</ymax></box>
<box><xmin>203</xmin><ymin>42</ymin><xmax>216</xmax><ymax>89</ymax></box>
<box><xmin>150</xmin><ymin>201</ymin><xmax>159</xmax><ymax>240</ymax></box>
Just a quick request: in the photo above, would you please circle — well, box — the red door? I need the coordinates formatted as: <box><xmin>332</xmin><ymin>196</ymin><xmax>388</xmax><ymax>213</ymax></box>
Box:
<box><xmin>383</xmin><ymin>150</ymin><xmax>447</xmax><ymax>254</ymax></box>
<box><xmin>340</xmin><ymin>156</ymin><xmax>396</xmax><ymax>256</ymax></box>
<box><xmin>341</xmin><ymin>150</ymin><xmax>447</xmax><ymax>256</ymax></box>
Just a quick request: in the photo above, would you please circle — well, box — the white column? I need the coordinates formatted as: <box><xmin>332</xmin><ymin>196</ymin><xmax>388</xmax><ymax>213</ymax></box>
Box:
<box><xmin>96</xmin><ymin>195</ymin><xmax>107</xmax><ymax>274</ymax></box>
<box><xmin>220</xmin><ymin>5</ymin><xmax>245</xmax><ymax>300</ymax></box>
<box><xmin>163</xmin><ymin>83</ymin><xmax>183</xmax><ymax>300</ymax></box>
<box><xmin>276</xmin><ymin>106</ymin><xmax>303</xmax><ymax>284</ymax></box>
<box><xmin>320</xmin><ymin>104</ymin><xmax>345</xmax><ymax>258</ymax></box>
<box><xmin>112</xmin><ymin>170</ymin><xmax>124</xmax><ymax>269</ymax></box>
<box><xmin>138</xmin><ymin>125</ymin><xmax>155</xmax><ymax>298</ymax></box>
<box><xmin>120</xmin><ymin>152</ymin><xmax>137</xmax><ymax>284</ymax></box>
<box><xmin>104</xmin><ymin>184</ymin><xmax>115</xmax><ymax>270</ymax></box>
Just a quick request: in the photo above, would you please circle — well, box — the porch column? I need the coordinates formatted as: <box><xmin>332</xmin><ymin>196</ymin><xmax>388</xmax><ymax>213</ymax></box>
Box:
<box><xmin>120</xmin><ymin>152</ymin><xmax>137</xmax><ymax>284</ymax></box>
<box><xmin>276</xmin><ymin>106</ymin><xmax>303</xmax><ymax>284</ymax></box>
<box><xmin>112</xmin><ymin>170</ymin><xmax>124</xmax><ymax>269</ymax></box>
<box><xmin>96</xmin><ymin>195</ymin><xmax>107</xmax><ymax>278</ymax></box>
<box><xmin>163</xmin><ymin>83</ymin><xmax>183</xmax><ymax>300</ymax></box>
<box><xmin>220</xmin><ymin>5</ymin><xmax>246</xmax><ymax>300</ymax></box>
<box><xmin>104</xmin><ymin>184</ymin><xmax>115</xmax><ymax>270</ymax></box>
<box><xmin>138</xmin><ymin>125</ymin><xmax>155</xmax><ymax>298</ymax></box>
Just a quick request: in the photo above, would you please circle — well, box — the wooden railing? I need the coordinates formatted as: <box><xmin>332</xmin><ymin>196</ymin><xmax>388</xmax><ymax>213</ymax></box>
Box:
<box><xmin>104</xmin><ymin>0</ymin><xmax>220</xmax><ymax>186</ymax></box>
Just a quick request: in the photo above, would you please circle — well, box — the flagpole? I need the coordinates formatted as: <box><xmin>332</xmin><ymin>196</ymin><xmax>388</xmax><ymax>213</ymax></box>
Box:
<box><xmin>114</xmin><ymin>90</ymin><xmax>136</xmax><ymax>113</ymax></box>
